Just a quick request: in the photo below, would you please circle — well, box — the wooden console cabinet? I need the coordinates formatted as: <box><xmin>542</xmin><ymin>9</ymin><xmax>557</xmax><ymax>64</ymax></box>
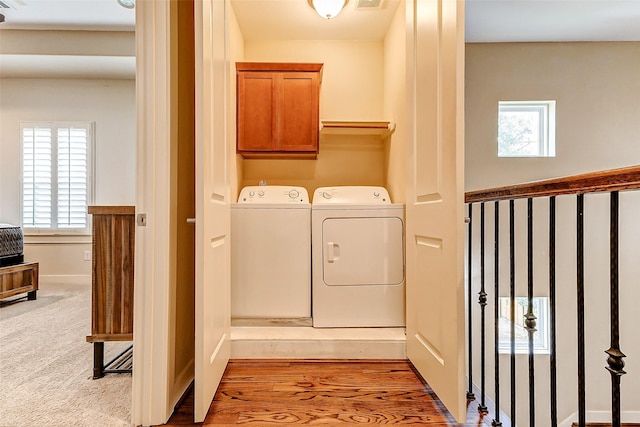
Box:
<box><xmin>236</xmin><ymin>62</ymin><xmax>323</xmax><ymax>159</ymax></box>
<box><xmin>86</xmin><ymin>206</ymin><xmax>135</xmax><ymax>378</ymax></box>
<box><xmin>0</xmin><ymin>262</ymin><xmax>38</xmax><ymax>301</ymax></box>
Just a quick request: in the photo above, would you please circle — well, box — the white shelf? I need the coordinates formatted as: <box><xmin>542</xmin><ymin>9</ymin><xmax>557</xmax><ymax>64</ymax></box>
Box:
<box><xmin>319</xmin><ymin>120</ymin><xmax>396</xmax><ymax>138</ymax></box>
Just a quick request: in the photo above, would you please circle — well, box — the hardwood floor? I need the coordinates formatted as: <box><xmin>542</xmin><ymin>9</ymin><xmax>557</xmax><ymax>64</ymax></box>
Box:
<box><xmin>161</xmin><ymin>359</ymin><xmax>494</xmax><ymax>426</ymax></box>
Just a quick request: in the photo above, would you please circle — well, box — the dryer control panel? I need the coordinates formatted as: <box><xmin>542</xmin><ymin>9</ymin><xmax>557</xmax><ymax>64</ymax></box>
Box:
<box><xmin>312</xmin><ymin>186</ymin><xmax>391</xmax><ymax>204</ymax></box>
<box><xmin>238</xmin><ymin>185</ymin><xmax>309</xmax><ymax>204</ymax></box>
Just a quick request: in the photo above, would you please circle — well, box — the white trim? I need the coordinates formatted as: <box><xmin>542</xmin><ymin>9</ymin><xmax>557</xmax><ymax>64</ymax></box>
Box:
<box><xmin>24</xmin><ymin>235</ymin><xmax>91</xmax><ymax>244</ymax></box>
<box><xmin>497</xmin><ymin>100</ymin><xmax>556</xmax><ymax>158</ymax></box>
<box><xmin>131</xmin><ymin>0</ymin><xmax>173</xmax><ymax>425</ymax></box>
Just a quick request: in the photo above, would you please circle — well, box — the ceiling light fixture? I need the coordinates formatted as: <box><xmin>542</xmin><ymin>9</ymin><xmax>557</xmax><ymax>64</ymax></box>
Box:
<box><xmin>117</xmin><ymin>0</ymin><xmax>135</xmax><ymax>9</ymax></box>
<box><xmin>308</xmin><ymin>0</ymin><xmax>349</xmax><ymax>19</ymax></box>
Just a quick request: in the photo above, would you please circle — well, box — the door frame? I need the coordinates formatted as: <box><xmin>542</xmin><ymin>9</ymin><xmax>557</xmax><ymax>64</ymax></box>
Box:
<box><xmin>131</xmin><ymin>0</ymin><xmax>174</xmax><ymax>425</ymax></box>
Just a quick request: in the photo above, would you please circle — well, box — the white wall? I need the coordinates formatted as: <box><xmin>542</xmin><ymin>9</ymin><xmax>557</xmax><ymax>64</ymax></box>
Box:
<box><xmin>465</xmin><ymin>42</ymin><xmax>640</xmax><ymax>425</ymax></box>
<box><xmin>383</xmin><ymin>0</ymin><xmax>406</xmax><ymax>203</ymax></box>
<box><xmin>238</xmin><ymin>39</ymin><xmax>391</xmax><ymax>198</ymax></box>
<box><xmin>0</xmin><ymin>78</ymin><xmax>136</xmax><ymax>282</ymax></box>
<box><xmin>228</xmin><ymin>4</ymin><xmax>245</xmax><ymax>201</ymax></box>
<box><xmin>245</xmin><ymin>40</ymin><xmax>384</xmax><ymax>121</ymax></box>
<box><xmin>0</xmin><ymin>28</ymin><xmax>136</xmax><ymax>284</ymax></box>
<box><xmin>466</xmin><ymin>42</ymin><xmax>640</xmax><ymax>191</ymax></box>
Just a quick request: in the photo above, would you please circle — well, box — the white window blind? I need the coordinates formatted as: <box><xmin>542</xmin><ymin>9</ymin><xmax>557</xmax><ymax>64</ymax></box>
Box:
<box><xmin>21</xmin><ymin>122</ymin><xmax>94</xmax><ymax>234</ymax></box>
<box><xmin>22</xmin><ymin>127</ymin><xmax>53</xmax><ymax>228</ymax></box>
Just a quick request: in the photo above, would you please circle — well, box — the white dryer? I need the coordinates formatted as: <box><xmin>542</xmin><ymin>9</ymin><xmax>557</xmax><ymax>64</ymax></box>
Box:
<box><xmin>311</xmin><ymin>186</ymin><xmax>405</xmax><ymax>327</ymax></box>
<box><xmin>231</xmin><ymin>185</ymin><xmax>311</xmax><ymax>321</ymax></box>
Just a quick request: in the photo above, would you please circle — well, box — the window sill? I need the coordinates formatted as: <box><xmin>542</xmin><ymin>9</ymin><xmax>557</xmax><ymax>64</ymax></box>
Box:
<box><xmin>24</xmin><ymin>234</ymin><xmax>91</xmax><ymax>245</ymax></box>
<box><xmin>498</xmin><ymin>348</ymin><xmax>550</xmax><ymax>355</ymax></box>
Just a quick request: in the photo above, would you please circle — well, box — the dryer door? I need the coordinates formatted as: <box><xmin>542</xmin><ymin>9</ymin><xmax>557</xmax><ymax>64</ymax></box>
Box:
<box><xmin>322</xmin><ymin>217</ymin><xmax>404</xmax><ymax>286</ymax></box>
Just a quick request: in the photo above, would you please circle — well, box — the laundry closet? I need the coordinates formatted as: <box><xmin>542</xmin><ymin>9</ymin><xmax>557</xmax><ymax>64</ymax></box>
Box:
<box><xmin>135</xmin><ymin>0</ymin><xmax>466</xmax><ymax>423</ymax></box>
<box><xmin>227</xmin><ymin>0</ymin><xmax>408</xmax><ymax>357</ymax></box>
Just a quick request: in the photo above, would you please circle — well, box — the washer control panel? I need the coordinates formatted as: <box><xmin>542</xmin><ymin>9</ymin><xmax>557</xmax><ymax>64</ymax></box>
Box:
<box><xmin>312</xmin><ymin>186</ymin><xmax>391</xmax><ymax>204</ymax></box>
<box><xmin>238</xmin><ymin>185</ymin><xmax>309</xmax><ymax>203</ymax></box>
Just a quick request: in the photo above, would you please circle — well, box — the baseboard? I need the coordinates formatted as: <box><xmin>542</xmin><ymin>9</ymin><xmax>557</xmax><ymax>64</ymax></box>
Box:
<box><xmin>467</xmin><ymin>381</ymin><xmax>512</xmax><ymax>426</ymax></box>
<box><xmin>230</xmin><ymin>326</ymin><xmax>407</xmax><ymax>359</ymax></box>
<box><xmin>571</xmin><ymin>424</ymin><xmax>640</xmax><ymax>427</ymax></box>
<box><xmin>40</xmin><ymin>274</ymin><xmax>91</xmax><ymax>286</ymax></box>
<box><xmin>231</xmin><ymin>317</ymin><xmax>313</xmax><ymax>327</ymax></box>
<box><xmin>560</xmin><ymin>411</ymin><xmax>640</xmax><ymax>427</ymax></box>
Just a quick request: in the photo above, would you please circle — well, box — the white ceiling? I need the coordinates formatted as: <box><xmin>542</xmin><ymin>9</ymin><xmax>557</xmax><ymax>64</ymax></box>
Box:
<box><xmin>466</xmin><ymin>0</ymin><xmax>640</xmax><ymax>42</ymax></box>
<box><xmin>0</xmin><ymin>0</ymin><xmax>135</xmax><ymax>31</ymax></box>
<box><xmin>0</xmin><ymin>0</ymin><xmax>640</xmax><ymax>41</ymax></box>
<box><xmin>230</xmin><ymin>0</ymin><xmax>401</xmax><ymax>41</ymax></box>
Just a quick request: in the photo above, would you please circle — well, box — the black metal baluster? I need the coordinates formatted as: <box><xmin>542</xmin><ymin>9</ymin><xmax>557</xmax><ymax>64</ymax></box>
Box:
<box><xmin>467</xmin><ymin>203</ymin><xmax>475</xmax><ymax>400</ymax></box>
<box><xmin>479</xmin><ymin>203</ymin><xmax>488</xmax><ymax>414</ymax></box>
<box><xmin>492</xmin><ymin>201</ymin><xmax>502</xmax><ymax>427</ymax></box>
<box><xmin>509</xmin><ymin>200</ymin><xmax>516</xmax><ymax>425</ymax></box>
<box><xmin>525</xmin><ymin>198</ymin><xmax>537</xmax><ymax>427</ymax></box>
<box><xmin>549</xmin><ymin>196</ymin><xmax>558</xmax><ymax>427</ymax></box>
<box><xmin>606</xmin><ymin>191</ymin><xmax>626</xmax><ymax>427</ymax></box>
<box><xmin>577</xmin><ymin>194</ymin><xmax>586</xmax><ymax>427</ymax></box>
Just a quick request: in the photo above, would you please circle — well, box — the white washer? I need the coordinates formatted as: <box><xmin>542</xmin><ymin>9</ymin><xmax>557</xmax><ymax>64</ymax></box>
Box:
<box><xmin>312</xmin><ymin>186</ymin><xmax>405</xmax><ymax>327</ymax></box>
<box><xmin>231</xmin><ymin>185</ymin><xmax>311</xmax><ymax>320</ymax></box>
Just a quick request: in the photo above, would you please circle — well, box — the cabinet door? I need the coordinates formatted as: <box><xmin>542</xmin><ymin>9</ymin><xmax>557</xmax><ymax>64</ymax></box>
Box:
<box><xmin>237</xmin><ymin>71</ymin><xmax>276</xmax><ymax>152</ymax></box>
<box><xmin>277</xmin><ymin>72</ymin><xmax>319</xmax><ymax>152</ymax></box>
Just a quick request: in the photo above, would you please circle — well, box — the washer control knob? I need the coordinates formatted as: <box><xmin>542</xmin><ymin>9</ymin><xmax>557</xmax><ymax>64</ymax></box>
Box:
<box><xmin>322</xmin><ymin>191</ymin><xmax>333</xmax><ymax>199</ymax></box>
<box><xmin>374</xmin><ymin>191</ymin><xmax>380</xmax><ymax>198</ymax></box>
<box><xmin>288</xmin><ymin>189</ymin><xmax>300</xmax><ymax>199</ymax></box>
<box><xmin>249</xmin><ymin>191</ymin><xmax>255</xmax><ymax>197</ymax></box>
<box><xmin>258</xmin><ymin>190</ymin><xmax>265</xmax><ymax>197</ymax></box>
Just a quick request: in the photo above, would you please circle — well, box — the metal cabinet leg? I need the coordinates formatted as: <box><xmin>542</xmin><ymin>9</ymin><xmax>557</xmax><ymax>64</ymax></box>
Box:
<box><xmin>93</xmin><ymin>342</ymin><xmax>105</xmax><ymax>379</ymax></box>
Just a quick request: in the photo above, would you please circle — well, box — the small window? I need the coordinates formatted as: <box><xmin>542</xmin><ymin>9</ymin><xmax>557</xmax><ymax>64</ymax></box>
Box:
<box><xmin>498</xmin><ymin>297</ymin><xmax>550</xmax><ymax>354</ymax></box>
<box><xmin>21</xmin><ymin>122</ymin><xmax>94</xmax><ymax>234</ymax></box>
<box><xmin>498</xmin><ymin>101</ymin><xmax>556</xmax><ymax>157</ymax></box>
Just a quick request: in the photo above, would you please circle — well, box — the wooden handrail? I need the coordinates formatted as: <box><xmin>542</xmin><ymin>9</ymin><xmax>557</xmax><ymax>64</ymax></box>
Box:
<box><xmin>465</xmin><ymin>165</ymin><xmax>640</xmax><ymax>203</ymax></box>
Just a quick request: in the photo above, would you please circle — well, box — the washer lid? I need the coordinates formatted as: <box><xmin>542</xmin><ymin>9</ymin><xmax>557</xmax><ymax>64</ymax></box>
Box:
<box><xmin>237</xmin><ymin>185</ymin><xmax>309</xmax><ymax>204</ymax></box>
<box><xmin>313</xmin><ymin>186</ymin><xmax>391</xmax><ymax>204</ymax></box>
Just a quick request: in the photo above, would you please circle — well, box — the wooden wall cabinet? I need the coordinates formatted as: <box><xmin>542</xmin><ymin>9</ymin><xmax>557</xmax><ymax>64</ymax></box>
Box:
<box><xmin>236</xmin><ymin>62</ymin><xmax>323</xmax><ymax>159</ymax></box>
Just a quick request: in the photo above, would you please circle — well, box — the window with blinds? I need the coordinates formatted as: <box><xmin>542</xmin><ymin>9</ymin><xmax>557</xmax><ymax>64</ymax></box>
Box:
<box><xmin>21</xmin><ymin>122</ymin><xmax>94</xmax><ymax>234</ymax></box>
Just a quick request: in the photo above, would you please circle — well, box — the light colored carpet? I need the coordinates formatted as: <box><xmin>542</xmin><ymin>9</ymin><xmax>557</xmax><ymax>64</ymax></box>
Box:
<box><xmin>0</xmin><ymin>282</ymin><xmax>132</xmax><ymax>427</ymax></box>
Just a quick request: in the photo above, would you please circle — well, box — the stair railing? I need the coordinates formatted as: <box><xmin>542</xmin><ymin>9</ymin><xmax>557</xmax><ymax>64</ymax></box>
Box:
<box><xmin>464</xmin><ymin>165</ymin><xmax>640</xmax><ymax>427</ymax></box>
